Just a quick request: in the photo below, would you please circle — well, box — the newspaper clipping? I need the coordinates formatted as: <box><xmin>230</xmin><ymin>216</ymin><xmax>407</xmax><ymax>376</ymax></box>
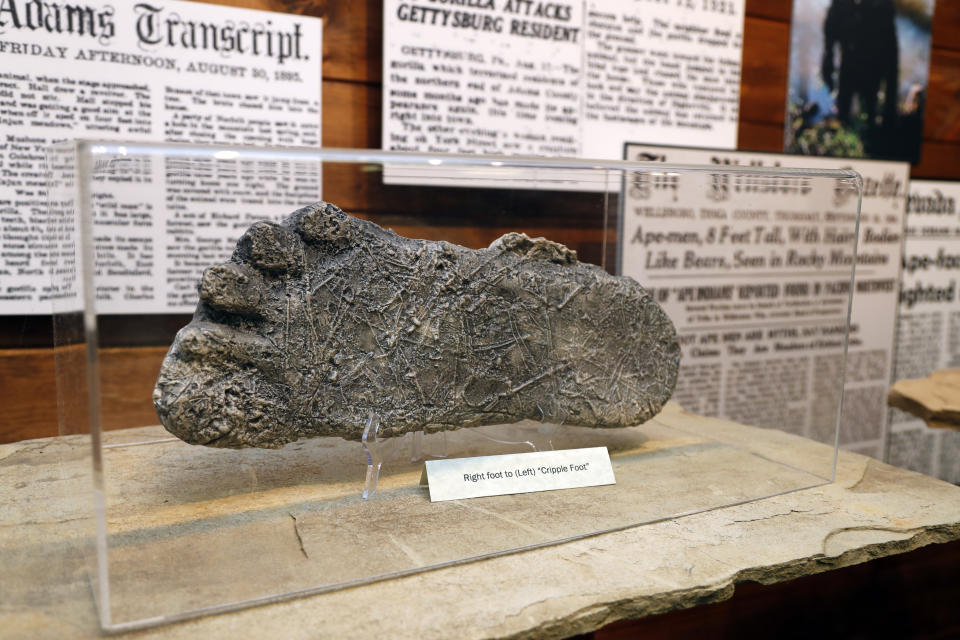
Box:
<box><xmin>888</xmin><ymin>180</ymin><xmax>960</xmax><ymax>482</ymax></box>
<box><xmin>620</xmin><ymin>144</ymin><xmax>909</xmax><ymax>458</ymax></box>
<box><xmin>383</xmin><ymin>0</ymin><xmax>744</xmax><ymax>187</ymax></box>
<box><xmin>0</xmin><ymin>0</ymin><xmax>323</xmax><ymax>315</ymax></box>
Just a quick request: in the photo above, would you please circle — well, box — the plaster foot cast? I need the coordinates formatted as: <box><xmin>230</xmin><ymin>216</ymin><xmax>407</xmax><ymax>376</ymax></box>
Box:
<box><xmin>154</xmin><ymin>202</ymin><xmax>681</xmax><ymax>449</ymax></box>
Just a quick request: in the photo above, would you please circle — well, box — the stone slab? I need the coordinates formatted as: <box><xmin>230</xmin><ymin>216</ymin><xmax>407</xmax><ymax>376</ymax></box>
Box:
<box><xmin>889</xmin><ymin>368</ymin><xmax>960</xmax><ymax>430</ymax></box>
<box><xmin>2</xmin><ymin>404</ymin><xmax>960</xmax><ymax>639</ymax></box>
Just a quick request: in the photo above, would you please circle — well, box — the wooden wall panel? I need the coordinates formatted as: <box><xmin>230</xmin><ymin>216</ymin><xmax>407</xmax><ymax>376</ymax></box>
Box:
<box><xmin>0</xmin><ymin>347</ymin><xmax>168</xmax><ymax>443</ymax></box>
<box><xmin>0</xmin><ymin>349</ymin><xmax>59</xmax><ymax>443</ymax></box>
<box><xmin>932</xmin><ymin>2</ymin><xmax>960</xmax><ymax>53</ymax></box>
<box><xmin>738</xmin><ymin>121</ymin><xmax>784</xmax><ymax>153</ymax></box>
<box><xmin>745</xmin><ymin>0</ymin><xmax>791</xmax><ymax>22</ymax></box>
<box><xmin>925</xmin><ymin>48</ymin><xmax>960</xmax><ymax>143</ymax></box>
<box><xmin>739</xmin><ymin>17</ymin><xmax>790</xmax><ymax>126</ymax></box>
<box><xmin>911</xmin><ymin>140</ymin><xmax>960</xmax><ymax>180</ymax></box>
<box><xmin>100</xmin><ymin>347</ymin><xmax>169</xmax><ymax>431</ymax></box>
<box><xmin>315</xmin><ymin>0</ymin><xmax>383</xmax><ymax>83</ymax></box>
<box><xmin>3</xmin><ymin>0</ymin><xmax>960</xmax><ymax>443</ymax></box>
<box><xmin>322</xmin><ymin>80</ymin><xmax>380</xmax><ymax>149</ymax></box>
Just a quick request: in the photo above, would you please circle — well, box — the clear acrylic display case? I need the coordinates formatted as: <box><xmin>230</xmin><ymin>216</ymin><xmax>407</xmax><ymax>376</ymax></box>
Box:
<box><xmin>45</xmin><ymin>141</ymin><xmax>861</xmax><ymax>632</ymax></box>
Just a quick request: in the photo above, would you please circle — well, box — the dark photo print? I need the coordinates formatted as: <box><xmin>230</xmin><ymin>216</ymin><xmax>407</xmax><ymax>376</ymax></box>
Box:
<box><xmin>785</xmin><ymin>0</ymin><xmax>935</xmax><ymax>162</ymax></box>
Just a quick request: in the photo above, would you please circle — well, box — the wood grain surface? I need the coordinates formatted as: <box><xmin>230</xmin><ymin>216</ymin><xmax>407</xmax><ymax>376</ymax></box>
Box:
<box><xmin>2</xmin><ymin>0</ymin><xmax>958</xmax><ymax>443</ymax></box>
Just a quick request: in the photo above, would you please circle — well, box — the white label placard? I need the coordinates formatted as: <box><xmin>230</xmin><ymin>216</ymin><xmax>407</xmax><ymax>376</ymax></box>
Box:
<box><xmin>382</xmin><ymin>0</ymin><xmax>745</xmax><ymax>190</ymax></box>
<box><xmin>0</xmin><ymin>0</ymin><xmax>323</xmax><ymax>315</ymax></box>
<box><xmin>620</xmin><ymin>144</ymin><xmax>909</xmax><ymax>460</ymax></box>
<box><xmin>424</xmin><ymin>446</ymin><xmax>615</xmax><ymax>502</ymax></box>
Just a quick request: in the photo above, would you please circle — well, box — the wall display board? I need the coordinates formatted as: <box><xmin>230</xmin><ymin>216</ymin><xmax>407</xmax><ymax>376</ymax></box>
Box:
<box><xmin>784</xmin><ymin>0</ymin><xmax>935</xmax><ymax>163</ymax></box>
<box><xmin>382</xmin><ymin>0</ymin><xmax>744</xmax><ymax>188</ymax></box>
<box><xmin>0</xmin><ymin>0</ymin><xmax>322</xmax><ymax>314</ymax></box>
<box><xmin>888</xmin><ymin>180</ymin><xmax>960</xmax><ymax>482</ymax></box>
<box><xmin>620</xmin><ymin>144</ymin><xmax>909</xmax><ymax>458</ymax></box>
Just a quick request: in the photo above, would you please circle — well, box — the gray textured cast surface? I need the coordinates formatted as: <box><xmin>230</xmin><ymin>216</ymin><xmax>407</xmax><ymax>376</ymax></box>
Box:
<box><xmin>153</xmin><ymin>202</ymin><xmax>680</xmax><ymax>448</ymax></box>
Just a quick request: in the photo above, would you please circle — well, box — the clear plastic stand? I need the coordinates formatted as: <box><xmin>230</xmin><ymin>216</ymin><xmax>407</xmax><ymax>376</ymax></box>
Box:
<box><xmin>471</xmin><ymin>422</ymin><xmax>561</xmax><ymax>452</ymax></box>
<box><xmin>361</xmin><ymin>413</ymin><xmax>382</xmax><ymax>500</ymax></box>
<box><xmin>361</xmin><ymin>416</ymin><xmax>563</xmax><ymax>499</ymax></box>
<box><xmin>409</xmin><ymin>430</ymin><xmax>425</xmax><ymax>463</ymax></box>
